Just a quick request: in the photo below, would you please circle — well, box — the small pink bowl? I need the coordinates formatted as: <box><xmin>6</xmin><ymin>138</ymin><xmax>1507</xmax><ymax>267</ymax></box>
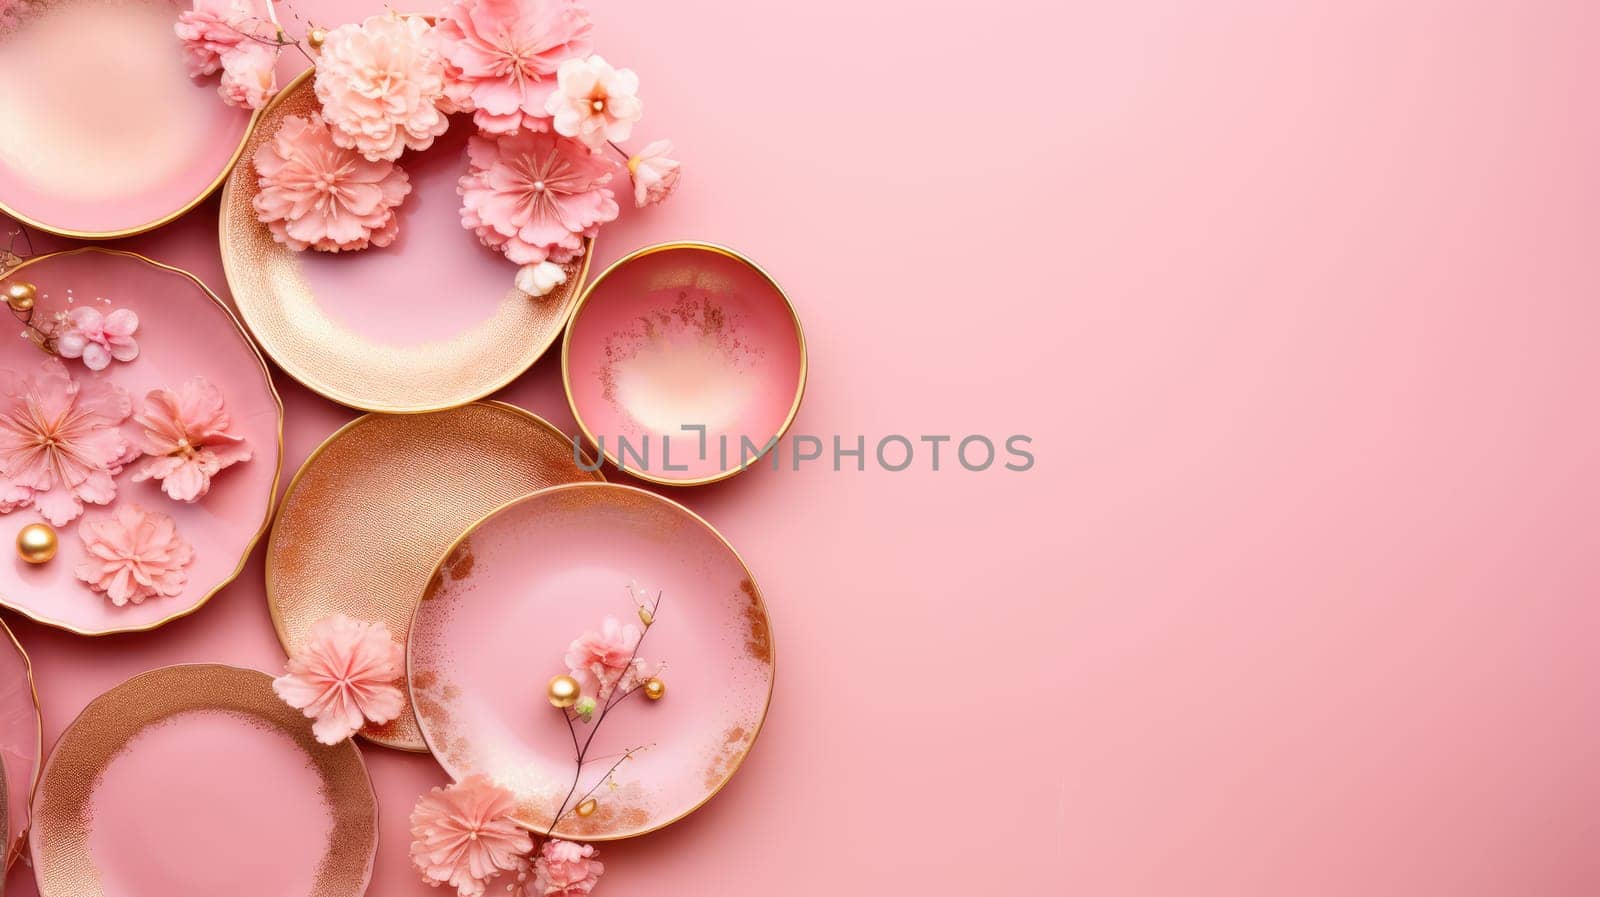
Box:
<box><xmin>561</xmin><ymin>242</ymin><xmax>806</xmax><ymax>486</ymax></box>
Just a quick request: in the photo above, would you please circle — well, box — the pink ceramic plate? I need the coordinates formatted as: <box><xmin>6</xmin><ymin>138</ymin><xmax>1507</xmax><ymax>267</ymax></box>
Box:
<box><xmin>30</xmin><ymin>664</ymin><xmax>377</xmax><ymax>897</ymax></box>
<box><xmin>0</xmin><ymin>618</ymin><xmax>38</xmax><ymax>871</ymax></box>
<box><xmin>0</xmin><ymin>249</ymin><xmax>282</xmax><ymax>635</ymax></box>
<box><xmin>0</xmin><ymin>0</ymin><xmax>268</xmax><ymax>238</ymax></box>
<box><xmin>409</xmin><ymin>483</ymin><xmax>775</xmax><ymax>840</ymax></box>
<box><xmin>562</xmin><ymin>242</ymin><xmax>806</xmax><ymax>485</ymax></box>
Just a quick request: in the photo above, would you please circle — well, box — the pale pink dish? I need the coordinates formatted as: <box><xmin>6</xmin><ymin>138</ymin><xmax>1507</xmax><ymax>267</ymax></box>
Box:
<box><xmin>0</xmin><ymin>0</ymin><xmax>266</xmax><ymax>237</ymax></box>
<box><xmin>0</xmin><ymin>249</ymin><xmax>281</xmax><ymax>635</ymax></box>
<box><xmin>0</xmin><ymin>619</ymin><xmax>38</xmax><ymax>871</ymax></box>
<box><xmin>562</xmin><ymin>242</ymin><xmax>806</xmax><ymax>485</ymax></box>
<box><xmin>30</xmin><ymin>664</ymin><xmax>376</xmax><ymax>897</ymax></box>
<box><xmin>409</xmin><ymin>483</ymin><xmax>775</xmax><ymax>840</ymax></box>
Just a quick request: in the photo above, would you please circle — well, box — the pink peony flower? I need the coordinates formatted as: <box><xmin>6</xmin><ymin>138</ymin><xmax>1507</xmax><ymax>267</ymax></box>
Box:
<box><xmin>0</xmin><ymin>357</ymin><xmax>133</xmax><ymax>525</ymax></box>
<box><xmin>526</xmin><ymin>840</ymin><xmax>603</xmax><ymax>897</ymax></box>
<box><xmin>544</xmin><ymin>55</ymin><xmax>641</xmax><ymax>150</ymax></box>
<box><xmin>218</xmin><ymin>40</ymin><xmax>277</xmax><ymax>109</ymax></box>
<box><xmin>432</xmin><ymin>0</ymin><xmax>593</xmax><ymax>136</ymax></box>
<box><xmin>174</xmin><ymin>0</ymin><xmax>260</xmax><ymax>77</ymax></box>
<box><xmin>128</xmin><ymin>377</ymin><xmax>252</xmax><ymax>502</ymax></box>
<box><xmin>564</xmin><ymin>615</ymin><xmax>650</xmax><ymax>703</ymax></box>
<box><xmin>253</xmin><ymin>113</ymin><xmax>412</xmax><ymax>252</ymax></box>
<box><xmin>315</xmin><ymin>13</ymin><xmax>452</xmax><ymax>162</ymax></box>
<box><xmin>74</xmin><ymin>503</ymin><xmax>194</xmax><ymax>607</ymax></box>
<box><xmin>458</xmin><ymin>130</ymin><xmax>619</xmax><ymax>266</ymax></box>
<box><xmin>273</xmin><ymin>614</ymin><xmax>406</xmax><ymax>745</ymax></box>
<box><xmin>55</xmin><ymin>306</ymin><xmax>139</xmax><ymax>371</ymax></box>
<box><xmin>410</xmin><ymin>774</ymin><xmax>533</xmax><ymax>897</ymax></box>
<box><xmin>627</xmin><ymin>139</ymin><xmax>680</xmax><ymax>208</ymax></box>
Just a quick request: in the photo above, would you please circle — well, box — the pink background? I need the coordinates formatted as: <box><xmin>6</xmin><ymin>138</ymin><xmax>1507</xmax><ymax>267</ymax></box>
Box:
<box><xmin>4</xmin><ymin>0</ymin><xmax>1599</xmax><ymax>894</ymax></box>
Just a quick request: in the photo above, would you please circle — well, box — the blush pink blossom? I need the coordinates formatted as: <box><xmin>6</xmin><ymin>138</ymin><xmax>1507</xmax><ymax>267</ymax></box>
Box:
<box><xmin>544</xmin><ymin>55</ymin><xmax>642</xmax><ymax>150</ymax></box>
<box><xmin>525</xmin><ymin>840</ymin><xmax>603</xmax><ymax>897</ymax></box>
<box><xmin>253</xmin><ymin>112</ymin><xmax>412</xmax><ymax>252</ymax></box>
<box><xmin>564</xmin><ymin>615</ymin><xmax>650</xmax><ymax>703</ymax></box>
<box><xmin>55</xmin><ymin>306</ymin><xmax>139</xmax><ymax>371</ymax></box>
<box><xmin>174</xmin><ymin>0</ymin><xmax>259</xmax><ymax>77</ymax></box>
<box><xmin>432</xmin><ymin>0</ymin><xmax>593</xmax><ymax>136</ymax></box>
<box><xmin>0</xmin><ymin>357</ymin><xmax>133</xmax><ymax>525</ymax></box>
<box><xmin>128</xmin><ymin>377</ymin><xmax>252</xmax><ymax>503</ymax></box>
<box><xmin>458</xmin><ymin>130</ymin><xmax>619</xmax><ymax>266</ymax></box>
<box><xmin>410</xmin><ymin>774</ymin><xmax>533</xmax><ymax>897</ymax></box>
<box><xmin>273</xmin><ymin>614</ymin><xmax>406</xmax><ymax>745</ymax></box>
<box><xmin>74</xmin><ymin>503</ymin><xmax>194</xmax><ymax>607</ymax></box>
<box><xmin>627</xmin><ymin>139</ymin><xmax>680</xmax><ymax>208</ymax></box>
<box><xmin>218</xmin><ymin>40</ymin><xmax>277</xmax><ymax>109</ymax></box>
<box><xmin>315</xmin><ymin>12</ymin><xmax>452</xmax><ymax>162</ymax></box>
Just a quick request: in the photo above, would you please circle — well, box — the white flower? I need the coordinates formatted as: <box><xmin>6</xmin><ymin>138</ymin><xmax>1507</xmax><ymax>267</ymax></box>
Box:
<box><xmin>515</xmin><ymin>260</ymin><xmax>569</xmax><ymax>297</ymax></box>
<box><xmin>628</xmin><ymin>139</ymin><xmax>680</xmax><ymax>208</ymax></box>
<box><xmin>543</xmin><ymin>55</ymin><xmax>642</xmax><ymax>150</ymax></box>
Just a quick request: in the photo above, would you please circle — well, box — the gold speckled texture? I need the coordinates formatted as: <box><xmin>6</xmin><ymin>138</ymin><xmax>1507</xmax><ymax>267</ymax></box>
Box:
<box><xmin>266</xmin><ymin>402</ymin><xmax>603</xmax><ymax>750</ymax></box>
<box><xmin>218</xmin><ymin>70</ymin><xmax>591</xmax><ymax>413</ymax></box>
<box><xmin>31</xmin><ymin>665</ymin><xmax>377</xmax><ymax>897</ymax></box>
<box><xmin>0</xmin><ymin>751</ymin><xmax>8</xmax><ymax>897</ymax></box>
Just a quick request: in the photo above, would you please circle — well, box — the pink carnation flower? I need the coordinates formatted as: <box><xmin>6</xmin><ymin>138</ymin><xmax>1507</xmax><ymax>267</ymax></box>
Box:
<box><xmin>458</xmin><ymin>130</ymin><xmax>619</xmax><ymax>266</ymax></box>
<box><xmin>174</xmin><ymin>0</ymin><xmax>258</xmax><ymax>77</ymax></box>
<box><xmin>432</xmin><ymin>0</ymin><xmax>593</xmax><ymax>136</ymax></box>
<box><xmin>218</xmin><ymin>40</ymin><xmax>277</xmax><ymax>109</ymax></box>
<box><xmin>627</xmin><ymin>139</ymin><xmax>680</xmax><ymax>208</ymax></box>
<box><xmin>544</xmin><ymin>55</ymin><xmax>642</xmax><ymax>150</ymax></box>
<box><xmin>273</xmin><ymin>614</ymin><xmax>406</xmax><ymax>745</ymax></box>
<box><xmin>411</xmin><ymin>774</ymin><xmax>533</xmax><ymax>897</ymax></box>
<box><xmin>253</xmin><ymin>113</ymin><xmax>412</xmax><ymax>252</ymax></box>
<box><xmin>128</xmin><ymin>377</ymin><xmax>252</xmax><ymax>503</ymax></box>
<box><xmin>74</xmin><ymin>503</ymin><xmax>194</xmax><ymax>607</ymax></box>
<box><xmin>525</xmin><ymin>840</ymin><xmax>603</xmax><ymax>897</ymax></box>
<box><xmin>0</xmin><ymin>357</ymin><xmax>133</xmax><ymax>525</ymax></box>
<box><xmin>315</xmin><ymin>13</ymin><xmax>452</xmax><ymax>162</ymax></box>
<box><xmin>564</xmin><ymin>615</ymin><xmax>651</xmax><ymax>703</ymax></box>
<box><xmin>56</xmin><ymin>306</ymin><xmax>139</xmax><ymax>371</ymax></box>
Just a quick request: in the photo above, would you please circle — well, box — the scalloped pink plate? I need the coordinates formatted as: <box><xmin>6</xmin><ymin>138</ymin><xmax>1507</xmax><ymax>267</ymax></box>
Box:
<box><xmin>0</xmin><ymin>250</ymin><xmax>281</xmax><ymax>635</ymax></box>
<box><xmin>0</xmin><ymin>620</ymin><xmax>37</xmax><ymax>869</ymax></box>
<box><xmin>0</xmin><ymin>0</ymin><xmax>265</xmax><ymax>237</ymax></box>
<box><xmin>409</xmin><ymin>483</ymin><xmax>775</xmax><ymax>840</ymax></box>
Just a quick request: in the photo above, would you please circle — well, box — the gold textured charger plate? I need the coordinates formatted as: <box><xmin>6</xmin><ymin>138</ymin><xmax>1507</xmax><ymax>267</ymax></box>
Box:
<box><xmin>0</xmin><ymin>617</ymin><xmax>39</xmax><ymax>873</ymax></box>
<box><xmin>30</xmin><ymin>664</ymin><xmax>377</xmax><ymax>897</ymax></box>
<box><xmin>266</xmin><ymin>401</ymin><xmax>603</xmax><ymax>751</ymax></box>
<box><xmin>220</xmin><ymin>70</ymin><xmax>592</xmax><ymax>413</ymax></box>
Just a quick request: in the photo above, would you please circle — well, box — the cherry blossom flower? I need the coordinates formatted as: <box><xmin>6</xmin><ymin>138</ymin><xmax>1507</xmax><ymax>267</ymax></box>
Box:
<box><xmin>0</xmin><ymin>358</ymin><xmax>133</xmax><ymax>525</ymax></box>
<box><xmin>315</xmin><ymin>13</ymin><xmax>452</xmax><ymax>162</ymax></box>
<box><xmin>544</xmin><ymin>55</ymin><xmax>642</xmax><ymax>150</ymax></box>
<box><xmin>524</xmin><ymin>840</ymin><xmax>603</xmax><ymax>897</ymax></box>
<box><xmin>626</xmin><ymin>139</ymin><xmax>680</xmax><ymax>208</ymax></box>
<box><xmin>432</xmin><ymin>0</ymin><xmax>593</xmax><ymax>136</ymax></box>
<box><xmin>410</xmin><ymin>775</ymin><xmax>533</xmax><ymax>897</ymax></box>
<box><xmin>128</xmin><ymin>378</ymin><xmax>252</xmax><ymax>502</ymax></box>
<box><xmin>218</xmin><ymin>41</ymin><xmax>277</xmax><ymax>109</ymax></box>
<box><xmin>174</xmin><ymin>0</ymin><xmax>259</xmax><ymax>77</ymax></box>
<box><xmin>564</xmin><ymin>615</ymin><xmax>652</xmax><ymax>704</ymax></box>
<box><xmin>254</xmin><ymin>112</ymin><xmax>412</xmax><ymax>253</ymax></box>
<box><xmin>458</xmin><ymin>130</ymin><xmax>619</xmax><ymax>266</ymax></box>
<box><xmin>74</xmin><ymin>503</ymin><xmax>194</xmax><ymax>607</ymax></box>
<box><xmin>55</xmin><ymin>306</ymin><xmax>139</xmax><ymax>371</ymax></box>
<box><xmin>273</xmin><ymin>615</ymin><xmax>406</xmax><ymax>745</ymax></box>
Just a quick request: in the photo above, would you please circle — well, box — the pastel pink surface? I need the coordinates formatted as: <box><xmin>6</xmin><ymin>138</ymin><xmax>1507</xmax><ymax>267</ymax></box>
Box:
<box><xmin>564</xmin><ymin>246</ymin><xmax>803</xmax><ymax>482</ymax></box>
<box><xmin>409</xmin><ymin>483</ymin><xmax>772</xmax><ymax>839</ymax></box>
<box><xmin>6</xmin><ymin>1</ymin><xmax>1600</xmax><ymax>895</ymax></box>
<box><xmin>0</xmin><ymin>625</ymin><xmax>35</xmax><ymax>869</ymax></box>
<box><xmin>0</xmin><ymin>250</ymin><xmax>280</xmax><ymax>634</ymax></box>
<box><xmin>0</xmin><ymin>0</ymin><xmax>261</xmax><ymax>235</ymax></box>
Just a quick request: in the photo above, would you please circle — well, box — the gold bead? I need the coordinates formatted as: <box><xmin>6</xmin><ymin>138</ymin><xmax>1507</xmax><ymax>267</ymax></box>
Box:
<box><xmin>637</xmin><ymin>605</ymin><xmax>653</xmax><ymax>625</ymax></box>
<box><xmin>547</xmin><ymin>674</ymin><xmax>581</xmax><ymax>709</ymax></box>
<box><xmin>4</xmin><ymin>281</ymin><xmax>36</xmax><ymax>312</ymax></box>
<box><xmin>576</xmin><ymin>798</ymin><xmax>597</xmax><ymax>817</ymax></box>
<box><xmin>16</xmin><ymin>523</ymin><xmax>56</xmax><ymax>565</ymax></box>
<box><xmin>307</xmin><ymin>27</ymin><xmax>327</xmax><ymax>50</ymax></box>
<box><xmin>643</xmin><ymin>678</ymin><xmax>666</xmax><ymax>701</ymax></box>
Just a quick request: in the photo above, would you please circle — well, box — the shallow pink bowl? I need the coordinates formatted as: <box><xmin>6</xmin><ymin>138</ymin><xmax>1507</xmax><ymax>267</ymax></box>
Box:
<box><xmin>562</xmin><ymin>243</ymin><xmax>806</xmax><ymax>485</ymax></box>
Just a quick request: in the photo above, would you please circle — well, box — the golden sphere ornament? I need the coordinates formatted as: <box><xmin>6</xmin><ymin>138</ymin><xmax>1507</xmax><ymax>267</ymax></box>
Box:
<box><xmin>16</xmin><ymin>523</ymin><xmax>56</xmax><ymax>564</ymax></box>
<box><xmin>547</xmin><ymin>675</ymin><xmax>581</xmax><ymax>708</ymax></box>
<box><xmin>4</xmin><ymin>280</ymin><xmax>37</xmax><ymax>312</ymax></box>
<box><xmin>576</xmin><ymin>798</ymin><xmax>597</xmax><ymax>817</ymax></box>
<box><xmin>643</xmin><ymin>678</ymin><xmax>666</xmax><ymax>701</ymax></box>
<box><xmin>307</xmin><ymin>27</ymin><xmax>327</xmax><ymax>49</ymax></box>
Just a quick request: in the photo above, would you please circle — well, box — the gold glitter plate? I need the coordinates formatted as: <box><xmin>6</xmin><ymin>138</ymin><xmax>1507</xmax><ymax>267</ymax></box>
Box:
<box><xmin>219</xmin><ymin>70</ymin><xmax>592</xmax><ymax>413</ymax></box>
<box><xmin>30</xmin><ymin>664</ymin><xmax>377</xmax><ymax>897</ymax></box>
<box><xmin>266</xmin><ymin>402</ymin><xmax>603</xmax><ymax>751</ymax></box>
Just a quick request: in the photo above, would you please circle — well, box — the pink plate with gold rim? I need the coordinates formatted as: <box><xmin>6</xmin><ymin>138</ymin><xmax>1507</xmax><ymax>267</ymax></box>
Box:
<box><xmin>30</xmin><ymin>664</ymin><xmax>377</xmax><ymax>897</ymax></box>
<box><xmin>409</xmin><ymin>482</ymin><xmax>775</xmax><ymax>840</ymax></box>
<box><xmin>0</xmin><ymin>617</ymin><xmax>39</xmax><ymax>871</ymax></box>
<box><xmin>0</xmin><ymin>249</ymin><xmax>282</xmax><ymax>635</ymax></box>
<box><xmin>0</xmin><ymin>0</ymin><xmax>269</xmax><ymax>238</ymax></box>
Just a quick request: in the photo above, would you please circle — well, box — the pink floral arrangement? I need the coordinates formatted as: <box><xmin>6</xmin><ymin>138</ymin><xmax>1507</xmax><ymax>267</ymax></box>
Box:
<box><xmin>274</xmin><ymin>614</ymin><xmax>406</xmax><ymax>745</ymax></box>
<box><xmin>55</xmin><ymin>306</ymin><xmax>139</xmax><ymax>371</ymax></box>
<box><xmin>183</xmin><ymin>1</ymin><xmax>681</xmax><ymax>294</ymax></box>
<box><xmin>74</xmin><ymin>503</ymin><xmax>194</xmax><ymax>606</ymax></box>
<box><xmin>129</xmin><ymin>377</ymin><xmax>252</xmax><ymax>502</ymax></box>
<box><xmin>0</xmin><ymin>357</ymin><xmax>134</xmax><ymax>525</ymax></box>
